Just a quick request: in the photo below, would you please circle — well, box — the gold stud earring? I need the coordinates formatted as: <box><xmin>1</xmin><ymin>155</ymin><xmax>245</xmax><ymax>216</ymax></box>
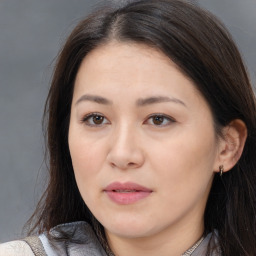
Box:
<box><xmin>219</xmin><ymin>165</ymin><xmax>224</xmax><ymax>177</ymax></box>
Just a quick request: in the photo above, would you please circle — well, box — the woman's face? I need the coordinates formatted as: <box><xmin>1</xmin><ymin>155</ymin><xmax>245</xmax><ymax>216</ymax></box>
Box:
<box><xmin>69</xmin><ymin>42</ymin><xmax>221</xmax><ymax>240</ymax></box>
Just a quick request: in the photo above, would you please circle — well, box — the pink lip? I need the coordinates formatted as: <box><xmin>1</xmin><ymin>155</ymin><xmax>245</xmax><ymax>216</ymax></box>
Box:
<box><xmin>104</xmin><ymin>182</ymin><xmax>152</xmax><ymax>205</ymax></box>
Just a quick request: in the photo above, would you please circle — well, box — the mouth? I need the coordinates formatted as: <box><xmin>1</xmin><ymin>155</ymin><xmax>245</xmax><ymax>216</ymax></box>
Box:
<box><xmin>104</xmin><ymin>182</ymin><xmax>152</xmax><ymax>205</ymax></box>
<box><xmin>112</xmin><ymin>189</ymin><xmax>138</xmax><ymax>193</ymax></box>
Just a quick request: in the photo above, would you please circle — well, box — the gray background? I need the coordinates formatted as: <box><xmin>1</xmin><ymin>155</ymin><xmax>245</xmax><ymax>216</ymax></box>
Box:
<box><xmin>0</xmin><ymin>0</ymin><xmax>255</xmax><ymax>242</ymax></box>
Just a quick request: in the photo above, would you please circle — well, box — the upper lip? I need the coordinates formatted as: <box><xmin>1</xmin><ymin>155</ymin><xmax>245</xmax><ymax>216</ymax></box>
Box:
<box><xmin>104</xmin><ymin>182</ymin><xmax>152</xmax><ymax>192</ymax></box>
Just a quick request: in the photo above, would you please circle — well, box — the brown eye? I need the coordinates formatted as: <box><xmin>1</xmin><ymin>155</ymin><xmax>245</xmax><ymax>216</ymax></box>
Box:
<box><xmin>93</xmin><ymin>115</ymin><xmax>104</xmax><ymax>124</ymax></box>
<box><xmin>82</xmin><ymin>113</ymin><xmax>109</xmax><ymax>126</ymax></box>
<box><xmin>152</xmin><ymin>115</ymin><xmax>164</xmax><ymax>125</ymax></box>
<box><xmin>145</xmin><ymin>114</ymin><xmax>176</xmax><ymax>127</ymax></box>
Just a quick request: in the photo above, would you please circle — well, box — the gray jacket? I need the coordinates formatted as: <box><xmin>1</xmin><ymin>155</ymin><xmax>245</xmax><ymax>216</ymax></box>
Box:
<box><xmin>0</xmin><ymin>221</ymin><xmax>220</xmax><ymax>256</ymax></box>
<box><xmin>39</xmin><ymin>221</ymin><xmax>108</xmax><ymax>256</ymax></box>
<box><xmin>39</xmin><ymin>221</ymin><xmax>220</xmax><ymax>256</ymax></box>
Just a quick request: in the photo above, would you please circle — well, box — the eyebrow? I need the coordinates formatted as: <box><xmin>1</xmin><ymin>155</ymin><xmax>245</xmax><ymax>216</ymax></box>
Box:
<box><xmin>75</xmin><ymin>94</ymin><xmax>113</xmax><ymax>105</ymax></box>
<box><xmin>75</xmin><ymin>94</ymin><xmax>186</xmax><ymax>107</ymax></box>
<box><xmin>136</xmin><ymin>96</ymin><xmax>187</xmax><ymax>107</ymax></box>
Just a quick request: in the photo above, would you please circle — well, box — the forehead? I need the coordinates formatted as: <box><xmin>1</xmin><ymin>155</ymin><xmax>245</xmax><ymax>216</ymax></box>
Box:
<box><xmin>83</xmin><ymin>41</ymin><xmax>173</xmax><ymax>68</ymax></box>
<box><xmin>73</xmin><ymin>42</ymin><xmax>204</xmax><ymax>108</ymax></box>
<box><xmin>77</xmin><ymin>42</ymin><xmax>175</xmax><ymax>80</ymax></box>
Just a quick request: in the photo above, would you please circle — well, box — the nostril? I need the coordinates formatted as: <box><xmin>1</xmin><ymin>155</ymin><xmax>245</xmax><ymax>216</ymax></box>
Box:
<box><xmin>109</xmin><ymin>161</ymin><xmax>138</xmax><ymax>170</ymax></box>
<box><xmin>110</xmin><ymin>162</ymin><xmax>116</xmax><ymax>168</ymax></box>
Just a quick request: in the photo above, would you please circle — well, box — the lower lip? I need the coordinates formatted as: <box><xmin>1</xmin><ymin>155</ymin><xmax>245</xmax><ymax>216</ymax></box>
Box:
<box><xmin>105</xmin><ymin>191</ymin><xmax>152</xmax><ymax>205</ymax></box>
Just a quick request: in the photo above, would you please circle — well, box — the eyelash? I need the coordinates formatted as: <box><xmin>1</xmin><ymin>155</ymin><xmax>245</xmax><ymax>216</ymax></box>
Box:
<box><xmin>81</xmin><ymin>113</ymin><xmax>109</xmax><ymax>127</ymax></box>
<box><xmin>81</xmin><ymin>113</ymin><xmax>176</xmax><ymax>127</ymax></box>
<box><xmin>144</xmin><ymin>114</ymin><xmax>176</xmax><ymax>126</ymax></box>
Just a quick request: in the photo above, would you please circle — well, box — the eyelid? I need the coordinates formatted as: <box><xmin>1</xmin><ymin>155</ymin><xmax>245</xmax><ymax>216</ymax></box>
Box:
<box><xmin>80</xmin><ymin>112</ymin><xmax>176</xmax><ymax>127</ymax></box>
<box><xmin>144</xmin><ymin>113</ymin><xmax>176</xmax><ymax>126</ymax></box>
<box><xmin>80</xmin><ymin>112</ymin><xmax>110</xmax><ymax>126</ymax></box>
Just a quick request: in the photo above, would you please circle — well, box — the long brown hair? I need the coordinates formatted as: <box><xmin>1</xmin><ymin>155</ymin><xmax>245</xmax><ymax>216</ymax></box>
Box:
<box><xmin>27</xmin><ymin>1</ymin><xmax>256</xmax><ymax>255</ymax></box>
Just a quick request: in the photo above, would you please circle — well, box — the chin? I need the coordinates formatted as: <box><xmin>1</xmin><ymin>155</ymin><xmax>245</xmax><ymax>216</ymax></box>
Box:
<box><xmin>102</xmin><ymin>218</ymin><xmax>158</xmax><ymax>239</ymax></box>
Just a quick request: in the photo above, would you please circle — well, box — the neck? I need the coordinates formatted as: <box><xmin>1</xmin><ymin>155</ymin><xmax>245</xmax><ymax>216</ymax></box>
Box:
<box><xmin>106</xmin><ymin>219</ymin><xmax>204</xmax><ymax>256</ymax></box>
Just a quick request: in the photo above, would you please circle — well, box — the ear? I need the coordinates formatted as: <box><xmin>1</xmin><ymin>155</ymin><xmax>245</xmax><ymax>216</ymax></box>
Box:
<box><xmin>214</xmin><ymin>119</ymin><xmax>247</xmax><ymax>173</ymax></box>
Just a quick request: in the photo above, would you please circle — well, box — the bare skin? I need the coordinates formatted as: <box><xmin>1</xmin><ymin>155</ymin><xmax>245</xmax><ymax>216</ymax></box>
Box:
<box><xmin>68</xmin><ymin>42</ymin><xmax>247</xmax><ymax>256</ymax></box>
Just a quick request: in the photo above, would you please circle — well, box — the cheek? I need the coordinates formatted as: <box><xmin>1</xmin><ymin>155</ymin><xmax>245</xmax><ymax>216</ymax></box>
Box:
<box><xmin>150</xmin><ymin>126</ymin><xmax>217</xmax><ymax>193</ymax></box>
<box><xmin>68</xmin><ymin>132</ymin><xmax>105</xmax><ymax>192</ymax></box>
<box><xmin>69</xmin><ymin>139</ymin><xmax>105</xmax><ymax>210</ymax></box>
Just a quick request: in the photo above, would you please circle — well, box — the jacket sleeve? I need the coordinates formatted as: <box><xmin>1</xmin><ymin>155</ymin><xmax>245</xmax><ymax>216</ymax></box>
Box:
<box><xmin>0</xmin><ymin>240</ymin><xmax>34</xmax><ymax>256</ymax></box>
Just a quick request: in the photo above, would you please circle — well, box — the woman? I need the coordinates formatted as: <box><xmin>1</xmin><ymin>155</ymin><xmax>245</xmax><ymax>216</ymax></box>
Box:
<box><xmin>0</xmin><ymin>0</ymin><xmax>255</xmax><ymax>255</ymax></box>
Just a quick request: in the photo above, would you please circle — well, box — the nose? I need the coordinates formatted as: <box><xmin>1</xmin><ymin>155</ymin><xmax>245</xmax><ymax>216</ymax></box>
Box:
<box><xmin>106</xmin><ymin>125</ymin><xmax>145</xmax><ymax>170</ymax></box>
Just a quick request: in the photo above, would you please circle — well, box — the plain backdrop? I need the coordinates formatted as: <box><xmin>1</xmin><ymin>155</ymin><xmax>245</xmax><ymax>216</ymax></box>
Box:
<box><xmin>0</xmin><ymin>0</ymin><xmax>255</xmax><ymax>242</ymax></box>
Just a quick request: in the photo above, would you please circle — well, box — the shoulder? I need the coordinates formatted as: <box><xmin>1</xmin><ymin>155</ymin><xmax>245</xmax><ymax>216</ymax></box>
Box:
<box><xmin>40</xmin><ymin>221</ymin><xmax>108</xmax><ymax>256</ymax></box>
<box><xmin>0</xmin><ymin>240</ymin><xmax>34</xmax><ymax>256</ymax></box>
<box><xmin>192</xmin><ymin>231</ymin><xmax>221</xmax><ymax>256</ymax></box>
